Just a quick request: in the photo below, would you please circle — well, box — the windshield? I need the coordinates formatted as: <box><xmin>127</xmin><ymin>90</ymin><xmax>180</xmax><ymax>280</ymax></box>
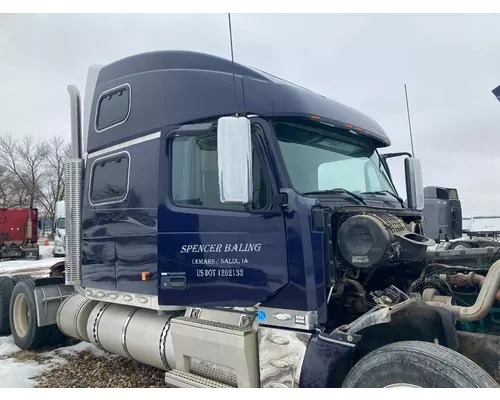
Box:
<box><xmin>274</xmin><ymin>120</ymin><xmax>397</xmax><ymax>197</ymax></box>
<box><xmin>56</xmin><ymin>217</ymin><xmax>65</xmax><ymax>229</ymax></box>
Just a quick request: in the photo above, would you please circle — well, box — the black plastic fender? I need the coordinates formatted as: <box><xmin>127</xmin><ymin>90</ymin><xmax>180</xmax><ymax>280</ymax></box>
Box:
<box><xmin>299</xmin><ymin>330</ymin><xmax>360</xmax><ymax>388</ymax></box>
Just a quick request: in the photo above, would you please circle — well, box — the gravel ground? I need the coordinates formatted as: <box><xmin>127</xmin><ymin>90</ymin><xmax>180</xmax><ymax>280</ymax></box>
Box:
<box><xmin>35</xmin><ymin>351</ymin><xmax>166</xmax><ymax>388</ymax></box>
<box><xmin>3</xmin><ymin>342</ymin><xmax>167</xmax><ymax>388</ymax></box>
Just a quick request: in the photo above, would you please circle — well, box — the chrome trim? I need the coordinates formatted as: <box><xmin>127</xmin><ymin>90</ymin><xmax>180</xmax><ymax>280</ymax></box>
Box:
<box><xmin>258</xmin><ymin>326</ymin><xmax>311</xmax><ymax>388</ymax></box>
<box><xmin>121</xmin><ymin>307</ymin><xmax>138</xmax><ymax>359</ymax></box>
<box><xmin>73</xmin><ymin>295</ymin><xmax>89</xmax><ymax>340</ymax></box>
<box><xmin>84</xmin><ymin>287</ymin><xmax>185</xmax><ymax>311</ymax></box>
<box><xmin>94</xmin><ymin>83</ymin><xmax>132</xmax><ymax>133</ymax></box>
<box><xmin>159</xmin><ymin>311</ymin><xmax>180</xmax><ymax>370</ymax></box>
<box><xmin>92</xmin><ymin>302</ymin><xmax>112</xmax><ymax>350</ymax></box>
<box><xmin>86</xmin><ymin>130</ymin><xmax>161</xmax><ymax>159</ymax></box>
<box><xmin>257</xmin><ymin>307</ymin><xmax>317</xmax><ymax>331</ymax></box>
<box><xmin>87</xmin><ymin>150</ymin><xmax>131</xmax><ymax>207</ymax></box>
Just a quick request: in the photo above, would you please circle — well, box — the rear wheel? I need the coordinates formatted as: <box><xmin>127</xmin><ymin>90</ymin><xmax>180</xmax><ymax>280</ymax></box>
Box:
<box><xmin>0</xmin><ymin>277</ymin><xmax>14</xmax><ymax>335</ymax></box>
<box><xmin>11</xmin><ymin>275</ymin><xmax>32</xmax><ymax>284</ymax></box>
<box><xmin>342</xmin><ymin>341</ymin><xmax>498</xmax><ymax>388</ymax></box>
<box><xmin>9</xmin><ymin>279</ymin><xmax>60</xmax><ymax>350</ymax></box>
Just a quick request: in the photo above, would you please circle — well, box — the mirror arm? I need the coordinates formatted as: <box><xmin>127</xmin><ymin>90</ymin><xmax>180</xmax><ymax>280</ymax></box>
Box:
<box><xmin>380</xmin><ymin>152</ymin><xmax>413</xmax><ymax>160</ymax></box>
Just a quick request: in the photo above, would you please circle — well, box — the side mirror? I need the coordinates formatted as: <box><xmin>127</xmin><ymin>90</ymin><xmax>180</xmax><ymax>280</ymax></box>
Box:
<box><xmin>404</xmin><ymin>157</ymin><xmax>424</xmax><ymax>210</ymax></box>
<box><xmin>217</xmin><ymin>116</ymin><xmax>253</xmax><ymax>204</ymax></box>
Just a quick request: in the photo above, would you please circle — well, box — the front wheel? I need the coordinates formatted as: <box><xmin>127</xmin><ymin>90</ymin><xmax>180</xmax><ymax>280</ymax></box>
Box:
<box><xmin>342</xmin><ymin>341</ymin><xmax>498</xmax><ymax>388</ymax></box>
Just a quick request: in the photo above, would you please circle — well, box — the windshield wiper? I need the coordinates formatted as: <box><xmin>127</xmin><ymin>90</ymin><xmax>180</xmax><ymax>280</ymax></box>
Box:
<box><xmin>361</xmin><ymin>190</ymin><xmax>405</xmax><ymax>206</ymax></box>
<box><xmin>303</xmin><ymin>188</ymin><xmax>367</xmax><ymax>205</ymax></box>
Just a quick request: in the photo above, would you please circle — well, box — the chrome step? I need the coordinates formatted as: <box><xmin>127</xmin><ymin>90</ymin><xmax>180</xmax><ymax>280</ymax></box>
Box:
<box><xmin>164</xmin><ymin>369</ymin><xmax>234</xmax><ymax>388</ymax></box>
<box><xmin>169</xmin><ymin>316</ymin><xmax>260</xmax><ymax>387</ymax></box>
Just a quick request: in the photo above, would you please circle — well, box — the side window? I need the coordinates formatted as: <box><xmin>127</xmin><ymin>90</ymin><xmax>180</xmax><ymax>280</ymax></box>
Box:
<box><xmin>171</xmin><ymin>132</ymin><xmax>269</xmax><ymax>211</ymax></box>
<box><xmin>90</xmin><ymin>153</ymin><xmax>129</xmax><ymax>204</ymax></box>
<box><xmin>96</xmin><ymin>85</ymin><xmax>130</xmax><ymax>131</ymax></box>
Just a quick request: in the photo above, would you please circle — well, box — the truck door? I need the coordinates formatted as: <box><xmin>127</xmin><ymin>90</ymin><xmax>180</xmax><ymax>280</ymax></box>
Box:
<box><xmin>157</xmin><ymin>121</ymin><xmax>289</xmax><ymax>307</ymax></box>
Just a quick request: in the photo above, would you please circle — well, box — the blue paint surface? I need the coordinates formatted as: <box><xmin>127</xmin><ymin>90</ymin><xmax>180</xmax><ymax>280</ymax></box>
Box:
<box><xmin>81</xmin><ymin>138</ymin><xmax>160</xmax><ymax>295</ymax></box>
<box><xmin>79</xmin><ymin>50</ymin><xmax>404</xmax><ymax>327</ymax></box>
<box><xmin>86</xmin><ymin>50</ymin><xmax>390</xmax><ymax>154</ymax></box>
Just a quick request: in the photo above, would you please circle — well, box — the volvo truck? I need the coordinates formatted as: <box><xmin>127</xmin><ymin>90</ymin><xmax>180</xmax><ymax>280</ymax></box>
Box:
<box><xmin>422</xmin><ymin>186</ymin><xmax>500</xmax><ymax>250</ymax></box>
<box><xmin>53</xmin><ymin>200</ymin><xmax>66</xmax><ymax>257</ymax></box>
<box><xmin>1</xmin><ymin>50</ymin><xmax>500</xmax><ymax>388</ymax></box>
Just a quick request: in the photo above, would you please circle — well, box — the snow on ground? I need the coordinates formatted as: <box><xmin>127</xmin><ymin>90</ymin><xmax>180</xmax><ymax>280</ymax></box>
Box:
<box><xmin>0</xmin><ymin>336</ymin><xmax>21</xmax><ymax>357</ymax></box>
<box><xmin>0</xmin><ymin>356</ymin><xmax>47</xmax><ymax>388</ymax></box>
<box><xmin>0</xmin><ymin>241</ymin><xmax>58</xmax><ymax>277</ymax></box>
<box><xmin>0</xmin><ymin>337</ymin><xmax>107</xmax><ymax>388</ymax></box>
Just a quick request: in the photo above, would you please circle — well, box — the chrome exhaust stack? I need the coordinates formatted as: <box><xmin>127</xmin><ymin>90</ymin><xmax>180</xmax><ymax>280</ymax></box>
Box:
<box><xmin>65</xmin><ymin>85</ymin><xmax>83</xmax><ymax>290</ymax></box>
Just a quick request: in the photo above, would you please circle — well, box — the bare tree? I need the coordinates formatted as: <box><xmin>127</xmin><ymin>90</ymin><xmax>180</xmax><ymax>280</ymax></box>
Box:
<box><xmin>0</xmin><ymin>165</ymin><xmax>13</xmax><ymax>207</ymax></box>
<box><xmin>0</xmin><ymin>133</ymin><xmax>70</xmax><ymax>228</ymax></box>
<box><xmin>37</xmin><ymin>136</ymin><xmax>70</xmax><ymax>223</ymax></box>
<box><xmin>0</xmin><ymin>170</ymin><xmax>30</xmax><ymax>208</ymax></box>
<box><xmin>0</xmin><ymin>133</ymin><xmax>49</xmax><ymax>208</ymax></box>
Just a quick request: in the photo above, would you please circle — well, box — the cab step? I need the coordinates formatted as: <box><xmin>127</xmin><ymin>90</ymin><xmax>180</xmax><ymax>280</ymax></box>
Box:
<box><xmin>164</xmin><ymin>369</ymin><xmax>234</xmax><ymax>388</ymax></box>
<box><xmin>168</xmin><ymin>316</ymin><xmax>259</xmax><ymax>387</ymax></box>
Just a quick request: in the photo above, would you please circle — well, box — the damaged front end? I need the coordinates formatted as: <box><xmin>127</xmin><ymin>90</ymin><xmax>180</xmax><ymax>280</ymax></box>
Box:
<box><xmin>316</xmin><ymin>205</ymin><xmax>500</xmax><ymax>386</ymax></box>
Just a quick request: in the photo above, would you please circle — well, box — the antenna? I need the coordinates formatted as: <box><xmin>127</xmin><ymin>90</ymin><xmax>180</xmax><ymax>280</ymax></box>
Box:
<box><xmin>404</xmin><ymin>84</ymin><xmax>415</xmax><ymax>157</ymax></box>
<box><xmin>227</xmin><ymin>13</ymin><xmax>239</xmax><ymax>116</ymax></box>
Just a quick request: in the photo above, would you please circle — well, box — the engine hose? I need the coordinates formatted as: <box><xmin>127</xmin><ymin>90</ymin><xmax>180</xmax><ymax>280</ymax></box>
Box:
<box><xmin>426</xmin><ymin>260</ymin><xmax>500</xmax><ymax>321</ymax></box>
<box><xmin>345</xmin><ymin>279</ymin><xmax>365</xmax><ymax>297</ymax></box>
<box><xmin>446</xmin><ymin>272</ymin><xmax>500</xmax><ymax>301</ymax></box>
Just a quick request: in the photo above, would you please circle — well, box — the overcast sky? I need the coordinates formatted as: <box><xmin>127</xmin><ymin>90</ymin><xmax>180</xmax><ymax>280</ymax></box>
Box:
<box><xmin>1</xmin><ymin>13</ymin><xmax>500</xmax><ymax>216</ymax></box>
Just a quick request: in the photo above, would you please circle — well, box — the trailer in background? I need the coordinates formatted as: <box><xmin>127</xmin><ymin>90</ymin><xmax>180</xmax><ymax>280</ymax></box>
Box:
<box><xmin>0</xmin><ymin>207</ymin><xmax>40</xmax><ymax>260</ymax></box>
<box><xmin>462</xmin><ymin>216</ymin><xmax>500</xmax><ymax>240</ymax></box>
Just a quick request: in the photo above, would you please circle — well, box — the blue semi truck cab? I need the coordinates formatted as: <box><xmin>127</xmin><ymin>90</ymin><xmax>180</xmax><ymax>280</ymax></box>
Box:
<box><xmin>2</xmin><ymin>50</ymin><xmax>500</xmax><ymax>388</ymax></box>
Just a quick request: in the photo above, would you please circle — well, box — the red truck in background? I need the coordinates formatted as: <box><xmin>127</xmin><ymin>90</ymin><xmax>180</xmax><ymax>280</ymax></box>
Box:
<box><xmin>0</xmin><ymin>208</ymin><xmax>40</xmax><ymax>260</ymax></box>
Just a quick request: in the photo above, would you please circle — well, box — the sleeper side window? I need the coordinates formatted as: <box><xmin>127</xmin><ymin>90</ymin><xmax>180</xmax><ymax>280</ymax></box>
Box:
<box><xmin>90</xmin><ymin>153</ymin><xmax>129</xmax><ymax>204</ymax></box>
<box><xmin>96</xmin><ymin>85</ymin><xmax>130</xmax><ymax>131</ymax></box>
<box><xmin>171</xmin><ymin>131</ymin><xmax>269</xmax><ymax>211</ymax></box>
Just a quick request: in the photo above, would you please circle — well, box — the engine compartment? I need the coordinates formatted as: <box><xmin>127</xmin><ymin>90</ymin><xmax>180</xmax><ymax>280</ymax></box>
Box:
<box><xmin>326</xmin><ymin>210</ymin><xmax>500</xmax><ymax>337</ymax></box>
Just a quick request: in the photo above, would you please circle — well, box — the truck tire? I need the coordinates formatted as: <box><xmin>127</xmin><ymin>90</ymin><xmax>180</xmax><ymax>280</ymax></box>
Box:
<box><xmin>0</xmin><ymin>277</ymin><xmax>14</xmax><ymax>335</ymax></box>
<box><xmin>11</xmin><ymin>275</ymin><xmax>32</xmax><ymax>284</ymax></box>
<box><xmin>342</xmin><ymin>341</ymin><xmax>499</xmax><ymax>388</ymax></box>
<box><xmin>9</xmin><ymin>279</ymin><xmax>54</xmax><ymax>350</ymax></box>
<box><xmin>449</xmin><ymin>241</ymin><xmax>472</xmax><ymax>250</ymax></box>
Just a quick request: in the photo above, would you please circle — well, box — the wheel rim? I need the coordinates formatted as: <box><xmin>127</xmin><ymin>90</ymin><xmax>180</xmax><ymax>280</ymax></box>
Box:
<box><xmin>384</xmin><ymin>383</ymin><xmax>421</xmax><ymax>388</ymax></box>
<box><xmin>12</xmin><ymin>293</ymin><xmax>29</xmax><ymax>337</ymax></box>
<box><xmin>454</xmin><ymin>245</ymin><xmax>468</xmax><ymax>250</ymax></box>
